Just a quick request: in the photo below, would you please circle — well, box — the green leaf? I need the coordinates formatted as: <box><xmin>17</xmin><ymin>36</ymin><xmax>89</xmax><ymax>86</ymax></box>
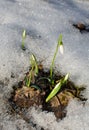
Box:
<box><xmin>50</xmin><ymin>34</ymin><xmax>64</xmax><ymax>79</ymax></box>
<box><xmin>22</xmin><ymin>29</ymin><xmax>26</xmax><ymax>50</ymax></box>
<box><xmin>30</xmin><ymin>54</ymin><xmax>38</xmax><ymax>74</ymax></box>
<box><xmin>46</xmin><ymin>73</ymin><xmax>69</xmax><ymax>102</ymax></box>
<box><xmin>37</xmin><ymin>77</ymin><xmax>51</xmax><ymax>83</ymax></box>
<box><xmin>62</xmin><ymin>73</ymin><xmax>69</xmax><ymax>83</ymax></box>
<box><xmin>58</xmin><ymin>34</ymin><xmax>63</xmax><ymax>46</ymax></box>
<box><xmin>24</xmin><ymin>72</ymin><xmax>32</xmax><ymax>87</ymax></box>
<box><xmin>31</xmin><ymin>85</ymin><xmax>41</xmax><ymax>90</ymax></box>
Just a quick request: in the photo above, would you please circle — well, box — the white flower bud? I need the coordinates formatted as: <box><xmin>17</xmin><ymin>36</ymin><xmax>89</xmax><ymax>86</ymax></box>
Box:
<box><xmin>59</xmin><ymin>44</ymin><xmax>64</xmax><ymax>54</ymax></box>
<box><xmin>22</xmin><ymin>30</ymin><xmax>26</xmax><ymax>39</ymax></box>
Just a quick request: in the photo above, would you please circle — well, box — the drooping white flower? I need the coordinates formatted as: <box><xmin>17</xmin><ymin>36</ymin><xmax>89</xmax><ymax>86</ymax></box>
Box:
<box><xmin>22</xmin><ymin>29</ymin><xmax>26</xmax><ymax>39</ymax></box>
<box><xmin>58</xmin><ymin>34</ymin><xmax>64</xmax><ymax>54</ymax></box>
<box><xmin>59</xmin><ymin>44</ymin><xmax>64</xmax><ymax>54</ymax></box>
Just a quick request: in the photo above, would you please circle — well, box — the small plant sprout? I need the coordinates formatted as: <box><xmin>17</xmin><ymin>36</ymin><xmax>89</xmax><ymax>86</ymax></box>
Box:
<box><xmin>30</xmin><ymin>54</ymin><xmax>38</xmax><ymax>75</ymax></box>
<box><xmin>24</xmin><ymin>54</ymin><xmax>38</xmax><ymax>87</ymax></box>
<box><xmin>46</xmin><ymin>73</ymin><xmax>69</xmax><ymax>102</ymax></box>
<box><xmin>24</xmin><ymin>72</ymin><xmax>31</xmax><ymax>87</ymax></box>
<box><xmin>22</xmin><ymin>29</ymin><xmax>26</xmax><ymax>50</ymax></box>
<box><xmin>50</xmin><ymin>34</ymin><xmax>64</xmax><ymax>80</ymax></box>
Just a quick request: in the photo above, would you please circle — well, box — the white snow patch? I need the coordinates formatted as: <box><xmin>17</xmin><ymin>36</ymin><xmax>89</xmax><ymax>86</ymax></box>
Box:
<box><xmin>29</xmin><ymin>100</ymin><xmax>89</xmax><ymax>130</ymax></box>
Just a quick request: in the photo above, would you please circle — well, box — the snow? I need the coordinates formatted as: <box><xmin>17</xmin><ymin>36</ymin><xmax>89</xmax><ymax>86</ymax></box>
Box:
<box><xmin>0</xmin><ymin>0</ymin><xmax>89</xmax><ymax>130</ymax></box>
<box><xmin>29</xmin><ymin>100</ymin><xmax>89</xmax><ymax>130</ymax></box>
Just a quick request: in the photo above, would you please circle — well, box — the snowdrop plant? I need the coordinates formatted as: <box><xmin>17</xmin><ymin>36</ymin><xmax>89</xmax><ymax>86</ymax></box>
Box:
<box><xmin>50</xmin><ymin>34</ymin><xmax>64</xmax><ymax>80</ymax></box>
<box><xmin>46</xmin><ymin>35</ymin><xmax>69</xmax><ymax>102</ymax></box>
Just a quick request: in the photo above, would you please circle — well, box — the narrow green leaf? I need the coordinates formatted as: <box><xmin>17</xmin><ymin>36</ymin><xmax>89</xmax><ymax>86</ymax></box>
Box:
<box><xmin>50</xmin><ymin>34</ymin><xmax>64</xmax><ymax>79</ymax></box>
<box><xmin>24</xmin><ymin>72</ymin><xmax>32</xmax><ymax>87</ymax></box>
<box><xmin>58</xmin><ymin>34</ymin><xmax>63</xmax><ymax>46</ymax></box>
<box><xmin>30</xmin><ymin>54</ymin><xmax>38</xmax><ymax>74</ymax></box>
<box><xmin>31</xmin><ymin>85</ymin><xmax>41</xmax><ymax>90</ymax></box>
<box><xmin>46</xmin><ymin>73</ymin><xmax>69</xmax><ymax>102</ymax></box>
<box><xmin>22</xmin><ymin>29</ymin><xmax>26</xmax><ymax>50</ymax></box>
<box><xmin>46</xmin><ymin>80</ymin><xmax>62</xmax><ymax>102</ymax></box>
<box><xmin>37</xmin><ymin>77</ymin><xmax>51</xmax><ymax>83</ymax></box>
<box><xmin>63</xmin><ymin>73</ymin><xmax>69</xmax><ymax>83</ymax></box>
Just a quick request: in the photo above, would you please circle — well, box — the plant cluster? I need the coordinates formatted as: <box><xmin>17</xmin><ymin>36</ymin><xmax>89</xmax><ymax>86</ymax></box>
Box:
<box><xmin>22</xmin><ymin>32</ymin><xmax>69</xmax><ymax>102</ymax></box>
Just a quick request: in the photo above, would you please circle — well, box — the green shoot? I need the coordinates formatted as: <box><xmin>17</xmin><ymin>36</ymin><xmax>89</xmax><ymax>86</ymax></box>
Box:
<box><xmin>50</xmin><ymin>34</ymin><xmax>63</xmax><ymax>80</ymax></box>
<box><xmin>30</xmin><ymin>54</ymin><xmax>38</xmax><ymax>75</ymax></box>
<box><xmin>24</xmin><ymin>71</ymin><xmax>32</xmax><ymax>87</ymax></box>
<box><xmin>24</xmin><ymin>54</ymin><xmax>38</xmax><ymax>87</ymax></box>
<box><xmin>22</xmin><ymin>29</ymin><xmax>26</xmax><ymax>50</ymax></box>
<box><xmin>46</xmin><ymin>73</ymin><xmax>69</xmax><ymax>102</ymax></box>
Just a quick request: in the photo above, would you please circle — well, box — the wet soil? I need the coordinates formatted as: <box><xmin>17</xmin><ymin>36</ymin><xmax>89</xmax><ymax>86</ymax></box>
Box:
<box><xmin>73</xmin><ymin>22</ymin><xmax>89</xmax><ymax>32</ymax></box>
<box><xmin>9</xmin><ymin>64</ymin><xmax>87</xmax><ymax>123</ymax></box>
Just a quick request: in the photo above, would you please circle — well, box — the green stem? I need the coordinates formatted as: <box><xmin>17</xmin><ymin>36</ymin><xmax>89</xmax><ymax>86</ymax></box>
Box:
<box><xmin>22</xmin><ymin>39</ymin><xmax>25</xmax><ymax>49</ymax></box>
<box><xmin>50</xmin><ymin>43</ymin><xmax>59</xmax><ymax>79</ymax></box>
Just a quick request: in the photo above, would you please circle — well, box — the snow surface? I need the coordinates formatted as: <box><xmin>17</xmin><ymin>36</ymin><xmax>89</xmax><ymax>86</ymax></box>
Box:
<box><xmin>0</xmin><ymin>0</ymin><xmax>89</xmax><ymax>130</ymax></box>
